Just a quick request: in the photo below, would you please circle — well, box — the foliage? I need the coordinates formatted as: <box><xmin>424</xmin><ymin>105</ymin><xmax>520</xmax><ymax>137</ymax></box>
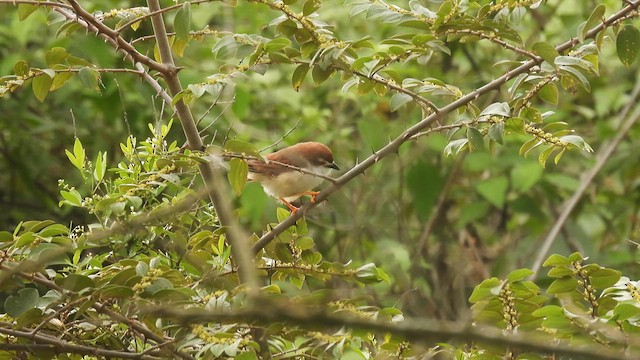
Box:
<box><xmin>1</xmin><ymin>128</ymin><xmax>391</xmax><ymax>359</ymax></box>
<box><xmin>1</xmin><ymin>0</ymin><xmax>640</xmax><ymax>359</ymax></box>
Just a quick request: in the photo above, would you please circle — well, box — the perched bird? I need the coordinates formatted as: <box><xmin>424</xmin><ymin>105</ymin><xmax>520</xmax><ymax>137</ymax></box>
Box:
<box><xmin>248</xmin><ymin>142</ymin><xmax>339</xmax><ymax>213</ymax></box>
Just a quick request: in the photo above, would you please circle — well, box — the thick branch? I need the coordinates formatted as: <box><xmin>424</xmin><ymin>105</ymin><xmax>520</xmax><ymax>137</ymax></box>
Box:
<box><xmin>144</xmin><ymin>0</ymin><xmax>259</xmax><ymax>296</ymax></box>
<box><xmin>148</xmin><ymin>303</ymin><xmax>635</xmax><ymax>360</ymax></box>
<box><xmin>65</xmin><ymin>1</ymin><xmax>165</xmax><ymax>72</ymax></box>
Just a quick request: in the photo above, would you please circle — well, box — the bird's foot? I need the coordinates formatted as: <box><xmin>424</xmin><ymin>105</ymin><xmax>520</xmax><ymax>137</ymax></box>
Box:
<box><xmin>302</xmin><ymin>191</ymin><xmax>321</xmax><ymax>203</ymax></box>
<box><xmin>279</xmin><ymin>198</ymin><xmax>300</xmax><ymax>214</ymax></box>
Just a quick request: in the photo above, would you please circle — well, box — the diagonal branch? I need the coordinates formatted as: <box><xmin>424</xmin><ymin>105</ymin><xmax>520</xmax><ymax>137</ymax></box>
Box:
<box><xmin>250</xmin><ymin>0</ymin><xmax>640</xmax><ymax>254</ymax></box>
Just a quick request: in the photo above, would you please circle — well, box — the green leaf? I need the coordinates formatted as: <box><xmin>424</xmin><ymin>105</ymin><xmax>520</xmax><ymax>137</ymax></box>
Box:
<box><xmin>538</xmin><ymin>146</ymin><xmax>556</xmax><ymax>168</ymax></box>
<box><xmin>553</xmin><ymin>148</ymin><xmax>566</xmax><ymax>165</ymax></box>
<box><xmin>228</xmin><ymin>158</ymin><xmax>248</xmax><ymax>196</ymax></box>
<box><xmin>174</xmin><ymin>3</ymin><xmax>191</xmax><ymax>41</ymax></box>
<box><xmin>51</xmin><ymin>71</ymin><xmax>73</xmax><ymax>91</ymax></box>
<box><xmin>94</xmin><ymin>151</ymin><xmax>107</xmax><ymax>182</ymax></box>
<box><xmin>100</xmin><ymin>285</ymin><xmax>136</xmax><ymax>299</ymax></box>
<box><xmin>39</xmin><ymin>224</ymin><xmax>69</xmax><ymax>238</ymax></box>
<box><xmin>532</xmin><ymin>304</ymin><xmax>563</xmax><ymax>317</ymax></box>
<box><xmin>532</xmin><ymin>42</ymin><xmax>559</xmax><ymax>65</ymax></box>
<box><xmin>18</xmin><ymin>4</ymin><xmax>38</xmax><ymax>20</ymax></box>
<box><xmin>23</xmin><ymin>220</ymin><xmax>54</xmax><ymax>233</ymax></box>
<box><xmin>547</xmin><ymin>266</ymin><xmax>573</xmax><ymax>278</ymax></box>
<box><xmin>547</xmin><ymin>277</ymin><xmax>578</xmax><ymax>295</ymax></box>
<box><xmin>538</xmin><ymin>83</ymin><xmax>559</xmax><ymax>105</ymax></box>
<box><xmin>583</xmin><ymin>5</ymin><xmax>606</xmax><ymax>40</ymax></box>
<box><xmin>0</xmin><ymin>231</ymin><xmax>13</xmax><ymax>242</ymax></box>
<box><xmin>443</xmin><ymin>138</ymin><xmax>468</xmax><ymax>157</ymax></box>
<box><xmin>296</xmin><ymin>236</ymin><xmax>315</xmax><ymax>250</ymax></box>
<box><xmin>466</xmin><ymin>127</ymin><xmax>484</xmax><ymax>151</ymax></box>
<box><xmin>468</xmin><ymin>278</ymin><xmax>502</xmax><ymax>302</ymax></box>
<box><xmin>356</xmin><ymin>263</ymin><xmax>390</xmax><ymax>283</ymax></box>
<box><xmin>78</xmin><ymin>67</ymin><xmax>101</xmax><ymax>92</ymax></box>
<box><xmin>5</xmin><ymin>288</ymin><xmax>39</xmax><ymax>317</ymax></box>
<box><xmin>475</xmin><ymin>176</ymin><xmax>508</xmax><ymax>208</ymax></box>
<box><xmin>312</xmin><ymin>65</ymin><xmax>333</xmax><ymax>86</ymax></box>
<box><xmin>292</xmin><ymin>63</ymin><xmax>310</xmax><ymax>91</ymax></box>
<box><xmin>16</xmin><ymin>308</ymin><xmax>43</xmax><ymax>328</ymax></box>
<box><xmin>60</xmin><ymin>189</ymin><xmax>82</xmax><ymax>207</ymax></box>
<box><xmin>614</xmin><ymin>303</ymin><xmax>640</xmax><ymax>321</ymax></box>
<box><xmin>265</xmin><ymin>38</ymin><xmax>291</xmax><ymax>52</ymax></box>
<box><xmin>559</xmin><ymin>65</ymin><xmax>590</xmax><ymax>92</ymax></box>
<box><xmin>617</xmin><ymin>25</ymin><xmax>640</xmax><ymax>66</ymax></box>
<box><xmin>567</xmin><ymin>252</ymin><xmax>585</xmax><ymax>262</ymax></box>
<box><xmin>276</xmin><ymin>207</ymin><xmax>291</xmax><ymax>222</ymax></box>
<box><xmin>479</xmin><ymin>102</ymin><xmax>510</xmax><ymax>118</ymax></box>
<box><xmin>224</xmin><ymin>139</ymin><xmax>263</xmax><ymax>160</ymax></box>
<box><xmin>303</xmin><ymin>0</ymin><xmax>321</xmax><ymax>16</ymax></box>
<box><xmin>32</xmin><ymin>73</ymin><xmax>53</xmax><ymax>102</ymax></box>
<box><xmin>560</xmin><ymin>135</ymin><xmax>593</xmax><ymax>152</ymax></box>
<box><xmin>66</xmin><ymin>138</ymin><xmax>85</xmax><ymax>170</ymax></box>
<box><xmin>389</xmin><ymin>93</ymin><xmax>413</xmax><ymax>112</ymax></box>
<box><xmin>235</xmin><ymin>350</ymin><xmax>258</xmax><ymax>360</ymax></box>
<box><xmin>589</xmin><ymin>268</ymin><xmax>621</xmax><ymax>289</ymax></box>
<box><xmin>487</xmin><ymin>122</ymin><xmax>504</xmax><ymax>145</ymax></box>
<box><xmin>59</xmin><ymin>274</ymin><xmax>95</xmax><ymax>292</ymax></box>
<box><xmin>302</xmin><ymin>251</ymin><xmax>322</xmax><ymax>265</ymax></box>
<box><xmin>506</xmin><ymin>268</ymin><xmax>535</xmax><ymax>282</ymax></box>
<box><xmin>519</xmin><ymin>138</ymin><xmax>541</xmax><ymax>157</ymax></box>
<box><xmin>14</xmin><ymin>60</ymin><xmax>30</xmax><ymax>76</ymax></box>
<box><xmin>46</xmin><ymin>47</ymin><xmax>69</xmax><ymax>66</ymax></box>
<box><xmin>521</xmin><ymin>107</ymin><xmax>542</xmax><ymax>123</ymax></box>
<box><xmin>15</xmin><ymin>232</ymin><xmax>36</xmax><ymax>247</ymax></box>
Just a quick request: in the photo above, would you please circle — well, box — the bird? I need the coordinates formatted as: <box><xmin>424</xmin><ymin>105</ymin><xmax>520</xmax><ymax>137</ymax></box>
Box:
<box><xmin>247</xmin><ymin>142</ymin><xmax>339</xmax><ymax>213</ymax></box>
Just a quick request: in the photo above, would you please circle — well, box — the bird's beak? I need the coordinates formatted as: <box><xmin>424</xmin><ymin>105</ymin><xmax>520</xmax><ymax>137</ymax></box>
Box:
<box><xmin>327</xmin><ymin>162</ymin><xmax>340</xmax><ymax>170</ymax></box>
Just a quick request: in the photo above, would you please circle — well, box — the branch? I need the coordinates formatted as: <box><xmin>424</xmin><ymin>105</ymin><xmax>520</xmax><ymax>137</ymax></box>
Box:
<box><xmin>143</xmin><ymin>1</ymin><xmax>268</xmax><ymax>356</ymax></box>
<box><xmin>0</xmin><ymin>324</ymin><xmax>162</xmax><ymax>360</ymax></box>
<box><xmin>147</xmin><ymin>303</ymin><xmax>636</xmax><ymax>360</ymax></box>
<box><xmin>65</xmin><ymin>1</ymin><xmax>166</xmax><ymax>73</ymax></box>
<box><xmin>251</xmin><ymin>0</ymin><xmax>640</xmax><ymax>254</ymax></box>
<box><xmin>0</xmin><ymin>0</ymin><xmax>71</xmax><ymax>9</ymax></box>
<box><xmin>50</xmin><ymin>7</ymin><xmax>174</xmax><ymax>106</ymax></box>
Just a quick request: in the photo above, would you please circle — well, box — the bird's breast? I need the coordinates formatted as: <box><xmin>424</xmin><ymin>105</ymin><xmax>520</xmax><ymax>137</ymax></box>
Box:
<box><xmin>250</xmin><ymin>168</ymin><xmax>327</xmax><ymax>201</ymax></box>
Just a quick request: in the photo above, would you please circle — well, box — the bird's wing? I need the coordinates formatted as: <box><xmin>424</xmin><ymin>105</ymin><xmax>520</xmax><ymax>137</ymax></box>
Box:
<box><xmin>247</xmin><ymin>159</ymin><xmax>289</xmax><ymax>177</ymax></box>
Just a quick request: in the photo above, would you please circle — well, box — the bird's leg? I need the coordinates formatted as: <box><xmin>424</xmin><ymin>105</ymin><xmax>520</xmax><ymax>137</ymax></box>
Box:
<box><xmin>279</xmin><ymin>197</ymin><xmax>300</xmax><ymax>214</ymax></box>
<box><xmin>301</xmin><ymin>191</ymin><xmax>320</xmax><ymax>203</ymax></box>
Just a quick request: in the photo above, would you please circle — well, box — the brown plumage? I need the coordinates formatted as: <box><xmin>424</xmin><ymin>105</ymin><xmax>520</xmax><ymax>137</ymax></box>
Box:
<box><xmin>248</xmin><ymin>142</ymin><xmax>339</xmax><ymax>211</ymax></box>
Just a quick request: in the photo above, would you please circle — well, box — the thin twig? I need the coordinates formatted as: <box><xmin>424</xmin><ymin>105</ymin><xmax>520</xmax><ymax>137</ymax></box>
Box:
<box><xmin>259</xmin><ymin>118</ymin><xmax>302</xmax><ymax>152</ymax></box>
